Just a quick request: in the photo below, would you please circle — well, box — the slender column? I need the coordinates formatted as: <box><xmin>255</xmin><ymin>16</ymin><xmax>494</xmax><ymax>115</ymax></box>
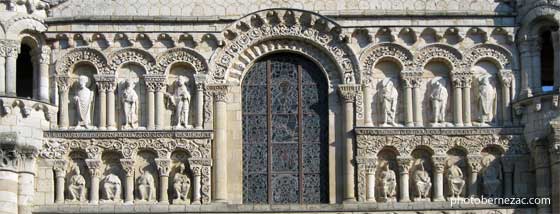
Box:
<box><xmin>366</xmin><ymin>161</ymin><xmax>377</xmax><ymax>202</ymax></box>
<box><xmin>432</xmin><ymin>156</ymin><xmax>446</xmax><ymax>201</ymax></box>
<box><xmin>5</xmin><ymin>42</ymin><xmax>18</xmax><ymax>97</ymax></box>
<box><xmin>31</xmin><ymin>49</ymin><xmax>39</xmax><ymax>99</ymax></box>
<box><xmin>553</xmin><ymin>31</ymin><xmax>560</xmax><ymax>90</ymax></box>
<box><xmin>52</xmin><ymin>160</ymin><xmax>67</xmax><ymax>204</ymax></box>
<box><xmin>411</xmin><ymin>78</ymin><xmax>423</xmax><ymax>126</ymax></box>
<box><xmin>97</xmin><ymin>88</ymin><xmax>107</xmax><ymax>129</ymax></box>
<box><xmin>38</xmin><ymin>47</ymin><xmax>51</xmax><ymax>102</ymax></box>
<box><xmin>363</xmin><ymin>84</ymin><xmax>373</xmax><ymax>126</ymax></box>
<box><xmin>397</xmin><ymin>157</ymin><xmax>412</xmax><ymax>202</ymax></box>
<box><xmin>155</xmin><ymin>159</ymin><xmax>171</xmax><ymax>204</ymax></box>
<box><xmin>531</xmin><ymin>39</ymin><xmax>542</xmax><ymax>93</ymax></box>
<box><xmin>106</xmin><ymin>83</ymin><xmax>117</xmax><ymax>130</ymax></box>
<box><xmin>120</xmin><ymin>159</ymin><xmax>135</xmax><ymax>204</ymax></box>
<box><xmin>532</xmin><ymin>141</ymin><xmax>551</xmax><ymax>214</ymax></box>
<box><xmin>57</xmin><ymin>76</ymin><xmax>71</xmax><ymax>129</ymax></box>
<box><xmin>0</xmin><ymin>147</ymin><xmax>20</xmax><ymax>214</ymax></box>
<box><xmin>0</xmin><ymin>56</ymin><xmax>5</xmax><ymax>95</ymax></box>
<box><xmin>145</xmin><ymin>75</ymin><xmax>166</xmax><ymax>130</ymax></box>
<box><xmin>501</xmin><ymin>156</ymin><xmax>515</xmax><ymax>198</ymax></box>
<box><xmin>194</xmin><ymin>74</ymin><xmax>207</xmax><ymax>129</ymax></box>
<box><xmin>519</xmin><ymin>40</ymin><xmax>533</xmax><ymax>96</ymax></box>
<box><xmin>467</xmin><ymin>155</ymin><xmax>482</xmax><ymax>197</ymax></box>
<box><xmin>85</xmin><ymin>159</ymin><xmax>102</xmax><ymax>204</ymax></box>
<box><xmin>156</xmin><ymin>90</ymin><xmax>165</xmax><ymax>129</ymax></box>
<box><xmin>18</xmin><ymin>151</ymin><xmax>36</xmax><ymax>214</ymax></box>
<box><xmin>462</xmin><ymin>78</ymin><xmax>472</xmax><ymax>126</ymax></box>
<box><xmin>452</xmin><ymin>77</ymin><xmax>463</xmax><ymax>127</ymax></box>
<box><xmin>500</xmin><ymin>70</ymin><xmax>514</xmax><ymax>126</ymax></box>
<box><xmin>338</xmin><ymin>84</ymin><xmax>359</xmax><ymax>202</ymax></box>
<box><xmin>208</xmin><ymin>84</ymin><xmax>229</xmax><ymax>203</ymax></box>
<box><xmin>403</xmin><ymin>79</ymin><xmax>414</xmax><ymax>127</ymax></box>
<box><xmin>192</xmin><ymin>166</ymin><xmax>202</xmax><ymax>204</ymax></box>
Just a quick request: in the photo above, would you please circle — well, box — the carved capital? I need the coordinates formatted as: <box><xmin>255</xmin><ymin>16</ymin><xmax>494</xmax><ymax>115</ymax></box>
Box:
<box><xmin>56</xmin><ymin>75</ymin><xmax>71</xmax><ymax>92</ymax></box>
<box><xmin>402</xmin><ymin>76</ymin><xmax>423</xmax><ymax>88</ymax></box>
<box><xmin>120</xmin><ymin>159</ymin><xmax>135</xmax><ymax>177</ymax></box>
<box><xmin>397</xmin><ymin>157</ymin><xmax>413</xmax><ymax>174</ymax></box>
<box><xmin>52</xmin><ymin>159</ymin><xmax>67</xmax><ymax>177</ymax></box>
<box><xmin>94</xmin><ymin>75</ymin><xmax>116</xmax><ymax>93</ymax></box>
<box><xmin>207</xmin><ymin>84</ymin><xmax>230</xmax><ymax>103</ymax></box>
<box><xmin>467</xmin><ymin>155</ymin><xmax>483</xmax><ymax>173</ymax></box>
<box><xmin>499</xmin><ymin>70</ymin><xmax>514</xmax><ymax>88</ymax></box>
<box><xmin>338</xmin><ymin>84</ymin><xmax>360</xmax><ymax>103</ymax></box>
<box><xmin>85</xmin><ymin>159</ymin><xmax>102</xmax><ymax>177</ymax></box>
<box><xmin>0</xmin><ymin>146</ymin><xmax>19</xmax><ymax>170</ymax></box>
<box><xmin>192</xmin><ymin>165</ymin><xmax>202</xmax><ymax>176</ymax></box>
<box><xmin>144</xmin><ymin>74</ymin><xmax>167</xmax><ymax>92</ymax></box>
<box><xmin>432</xmin><ymin>155</ymin><xmax>447</xmax><ymax>173</ymax></box>
<box><xmin>2</xmin><ymin>40</ymin><xmax>19</xmax><ymax>57</ymax></box>
<box><xmin>194</xmin><ymin>74</ymin><xmax>208</xmax><ymax>91</ymax></box>
<box><xmin>155</xmin><ymin>158</ymin><xmax>171</xmax><ymax>176</ymax></box>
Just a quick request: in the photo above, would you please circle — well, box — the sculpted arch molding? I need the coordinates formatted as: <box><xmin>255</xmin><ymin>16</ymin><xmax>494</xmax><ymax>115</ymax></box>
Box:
<box><xmin>108</xmin><ymin>48</ymin><xmax>156</xmax><ymax>74</ymax></box>
<box><xmin>55</xmin><ymin>47</ymin><xmax>109</xmax><ymax>75</ymax></box>
<box><xmin>155</xmin><ymin>47</ymin><xmax>209</xmax><ymax>75</ymax></box>
<box><xmin>464</xmin><ymin>44</ymin><xmax>513</xmax><ymax>70</ymax></box>
<box><xmin>359</xmin><ymin>43</ymin><xmax>414</xmax><ymax>84</ymax></box>
<box><xmin>414</xmin><ymin>44</ymin><xmax>463</xmax><ymax>72</ymax></box>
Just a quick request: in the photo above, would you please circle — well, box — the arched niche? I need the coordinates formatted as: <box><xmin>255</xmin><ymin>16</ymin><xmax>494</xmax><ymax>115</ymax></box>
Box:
<box><xmin>100</xmin><ymin>151</ymin><xmax>125</xmax><ymax>202</ymax></box>
<box><xmin>376</xmin><ymin>147</ymin><xmax>399</xmax><ymax>202</ymax></box>
<box><xmin>116</xmin><ymin>63</ymin><xmax>147</xmax><ymax>129</ymax></box>
<box><xmin>169</xmin><ymin>150</ymin><xmax>193</xmax><ymax>204</ymax></box>
<box><xmin>471</xmin><ymin>60</ymin><xmax>502</xmax><ymax>126</ymax></box>
<box><xmin>16</xmin><ymin>36</ymin><xmax>38</xmax><ymax>98</ymax></box>
<box><xmin>134</xmin><ymin>150</ymin><xmax>159</xmax><ymax>202</ymax></box>
<box><xmin>370</xmin><ymin>59</ymin><xmax>404</xmax><ymax>126</ymax></box>
<box><xmin>445</xmin><ymin>148</ymin><xmax>467</xmax><ymax>198</ymax></box>
<box><xmin>164</xmin><ymin>62</ymin><xmax>197</xmax><ymax>129</ymax></box>
<box><xmin>410</xmin><ymin>147</ymin><xmax>433</xmax><ymax>201</ymax></box>
<box><xmin>68</xmin><ymin>62</ymin><xmax>98</xmax><ymax>128</ymax></box>
<box><xmin>481</xmin><ymin>147</ymin><xmax>503</xmax><ymax>197</ymax></box>
<box><xmin>65</xmin><ymin>151</ymin><xmax>91</xmax><ymax>201</ymax></box>
<box><xmin>422</xmin><ymin>61</ymin><xmax>453</xmax><ymax>126</ymax></box>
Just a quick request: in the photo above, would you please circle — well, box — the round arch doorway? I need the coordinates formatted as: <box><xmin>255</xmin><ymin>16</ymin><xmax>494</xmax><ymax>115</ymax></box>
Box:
<box><xmin>242</xmin><ymin>53</ymin><xmax>329</xmax><ymax>204</ymax></box>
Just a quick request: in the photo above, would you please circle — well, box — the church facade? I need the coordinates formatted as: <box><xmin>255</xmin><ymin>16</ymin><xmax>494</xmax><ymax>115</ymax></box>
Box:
<box><xmin>0</xmin><ymin>0</ymin><xmax>558</xmax><ymax>213</ymax></box>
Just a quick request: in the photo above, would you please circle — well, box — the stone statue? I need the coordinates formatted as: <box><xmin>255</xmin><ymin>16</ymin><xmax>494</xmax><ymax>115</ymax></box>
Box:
<box><xmin>482</xmin><ymin>158</ymin><xmax>502</xmax><ymax>197</ymax></box>
<box><xmin>168</xmin><ymin>76</ymin><xmax>192</xmax><ymax>129</ymax></box>
<box><xmin>430</xmin><ymin>77</ymin><xmax>448</xmax><ymax>126</ymax></box>
<box><xmin>101</xmin><ymin>166</ymin><xmax>122</xmax><ymax>202</ymax></box>
<box><xmin>68</xmin><ymin>165</ymin><xmax>87</xmax><ymax>202</ymax></box>
<box><xmin>173</xmin><ymin>163</ymin><xmax>191</xmax><ymax>204</ymax></box>
<box><xmin>380</xmin><ymin>164</ymin><xmax>397</xmax><ymax>201</ymax></box>
<box><xmin>380</xmin><ymin>78</ymin><xmax>398</xmax><ymax>127</ymax></box>
<box><xmin>73</xmin><ymin>75</ymin><xmax>94</xmax><ymax>129</ymax></box>
<box><xmin>137</xmin><ymin>168</ymin><xmax>156</xmax><ymax>202</ymax></box>
<box><xmin>414</xmin><ymin>160</ymin><xmax>432</xmax><ymax>200</ymax></box>
<box><xmin>478</xmin><ymin>75</ymin><xmax>496</xmax><ymax>125</ymax></box>
<box><xmin>121</xmin><ymin>79</ymin><xmax>139</xmax><ymax>129</ymax></box>
<box><xmin>447</xmin><ymin>164</ymin><xmax>465</xmax><ymax>198</ymax></box>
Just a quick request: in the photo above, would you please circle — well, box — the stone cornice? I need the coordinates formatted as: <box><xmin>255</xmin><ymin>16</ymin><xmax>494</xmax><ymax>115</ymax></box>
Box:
<box><xmin>44</xmin><ymin>130</ymin><xmax>213</xmax><ymax>139</ymax></box>
<box><xmin>354</xmin><ymin>127</ymin><xmax>523</xmax><ymax>136</ymax></box>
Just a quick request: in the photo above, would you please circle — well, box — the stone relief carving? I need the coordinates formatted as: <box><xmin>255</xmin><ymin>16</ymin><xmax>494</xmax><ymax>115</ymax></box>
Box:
<box><xmin>136</xmin><ymin>168</ymin><xmax>156</xmax><ymax>202</ymax></box>
<box><xmin>482</xmin><ymin>156</ymin><xmax>502</xmax><ymax>197</ymax></box>
<box><xmin>414</xmin><ymin>160</ymin><xmax>432</xmax><ymax>201</ymax></box>
<box><xmin>478</xmin><ymin>75</ymin><xmax>496</xmax><ymax>126</ymax></box>
<box><xmin>167</xmin><ymin>76</ymin><xmax>193</xmax><ymax>129</ymax></box>
<box><xmin>379</xmin><ymin>164</ymin><xmax>397</xmax><ymax>202</ymax></box>
<box><xmin>430</xmin><ymin>77</ymin><xmax>449</xmax><ymax>126</ymax></box>
<box><xmin>101</xmin><ymin>165</ymin><xmax>122</xmax><ymax>202</ymax></box>
<box><xmin>447</xmin><ymin>164</ymin><xmax>465</xmax><ymax>198</ymax></box>
<box><xmin>55</xmin><ymin>48</ymin><xmax>109</xmax><ymax>75</ymax></box>
<box><xmin>67</xmin><ymin>165</ymin><xmax>87</xmax><ymax>202</ymax></box>
<box><xmin>173</xmin><ymin>163</ymin><xmax>191</xmax><ymax>204</ymax></box>
<box><xmin>121</xmin><ymin>79</ymin><xmax>139</xmax><ymax>129</ymax></box>
<box><xmin>380</xmin><ymin>78</ymin><xmax>399</xmax><ymax>127</ymax></box>
<box><xmin>360</xmin><ymin>43</ymin><xmax>414</xmax><ymax>86</ymax></box>
<box><xmin>73</xmin><ymin>75</ymin><xmax>94</xmax><ymax>129</ymax></box>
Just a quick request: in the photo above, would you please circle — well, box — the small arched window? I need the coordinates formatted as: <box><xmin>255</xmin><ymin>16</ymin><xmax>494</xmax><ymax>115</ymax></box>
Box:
<box><xmin>16</xmin><ymin>44</ymin><xmax>34</xmax><ymax>98</ymax></box>
<box><xmin>540</xmin><ymin>30</ymin><xmax>555</xmax><ymax>92</ymax></box>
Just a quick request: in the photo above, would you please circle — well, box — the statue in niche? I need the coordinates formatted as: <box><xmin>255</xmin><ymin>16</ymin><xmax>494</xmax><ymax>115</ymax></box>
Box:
<box><xmin>137</xmin><ymin>167</ymin><xmax>156</xmax><ymax>202</ymax></box>
<box><xmin>173</xmin><ymin>163</ymin><xmax>191</xmax><ymax>204</ymax></box>
<box><xmin>121</xmin><ymin>79</ymin><xmax>139</xmax><ymax>129</ymax></box>
<box><xmin>67</xmin><ymin>165</ymin><xmax>87</xmax><ymax>202</ymax></box>
<box><xmin>380</xmin><ymin>164</ymin><xmax>397</xmax><ymax>202</ymax></box>
<box><xmin>447</xmin><ymin>164</ymin><xmax>465</xmax><ymax>198</ymax></box>
<box><xmin>101</xmin><ymin>165</ymin><xmax>122</xmax><ymax>202</ymax></box>
<box><xmin>167</xmin><ymin>76</ymin><xmax>192</xmax><ymax>129</ymax></box>
<box><xmin>73</xmin><ymin>75</ymin><xmax>94</xmax><ymax>129</ymax></box>
<box><xmin>414</xmin><ymin>160</ymin><xmax>432</xmax><ymax>200</ymax></box>
<box><xmin>430</xmin><ymin>77</ymin><xmax>448</xmax><ymax>126</ymax></box>
<box><xmin>380</xmin><ymin>78</ymin><xmax>399</xmax><ymax>127</ymax></box>
<box><xmin>478</xmin><ymin>75</ymin><xmax>496</xmax><ymax>125</ymax></box>
<box><xmin>482</xmin><ymin>157</ymin><xmax>502</xmax><ymax>197</ymax></box>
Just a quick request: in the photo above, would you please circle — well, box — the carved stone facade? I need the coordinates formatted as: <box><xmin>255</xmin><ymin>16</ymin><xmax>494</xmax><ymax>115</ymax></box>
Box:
<box><xmin>0</xmin><ymin>0</ymin><xmax>558</xmax><ymax>214</ymax></box>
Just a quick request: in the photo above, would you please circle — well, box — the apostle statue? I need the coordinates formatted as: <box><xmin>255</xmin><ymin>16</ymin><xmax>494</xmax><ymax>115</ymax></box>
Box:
<box><xmin>482</xmin><ymin>157</ymin><xmax>502</xmax><ymax>197</ymax></box>
<box><xmin>68</xmin><ymin>165</ymin><xmax>87</xmax><ymax>202</ymax></box>
<box><xmin>414</xmin><ymin>160</ymin><xmax>432</xmax><ymax>200</ymax></box>
<box><xmin>121</xmin><ymin>79</ymin><xmax>139</xmax><ymax>129</ymax></box>
<box><xmin>73</xmin><ymin>75</ymin><xmax>94</xmax><ymax>129</ymax></box>
<box><xmin>430</xmin><ymin>77</ymin><xmax>448</xmax><ymax>126</ymax></box>
<box><xmin>101</xmin><ymin>166</ymin><xmax>122</xmax><ymax>202</ymax></box>
<box><xmin>137</xmin><ymin>168</ymin><xmax>156</xmax><ymax>202</ymax></box>
<box><xmin>447</xmin><ymin>164</ymin><xmax>465</xmax><ymax>198</ymax></box>
<box><xmin>380</xmin><ymin>164</ymin><xmax>397</xmax><ymax>201</ymax></box>
<box><xmin>167</xmin><ymin>76</ymin><xmax>192</xmax><ymax>129</ymax></box>
<box><xmin>380</xmin><ymin>78</ymin><xmax>398</xmax><ymax>126</ymax></box>
<box><xmin>173</xmin><ymin>163</ymin><xmax>192</xmax><ymax>204</ymax></box>
<box><xmin>478</xmin><ymin>75</ymin><xmax>496</xmax><ymax>125</ymax></box>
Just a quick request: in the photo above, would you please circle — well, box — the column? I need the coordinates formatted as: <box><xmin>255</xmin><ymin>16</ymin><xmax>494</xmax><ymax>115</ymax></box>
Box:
<box><xmin>156</xmin><ymin>89</ymin><xmax>165</xmax><ymax>129</ymax></box>
<box><xmin>553</xmin><ymin>31</ymin><xmax>560</xmax><ymax>89</ymax></box>
<box><xmin>96</xmin><ymin>84</ymin><xmax>107</xmax><ymax>130</ymax></box>
<box><xmin>500</xmin><ymin>70</ymin><xmax>514</xmax><ymax>126</ymax></box>
<box><xmin>85</xmin><ymin>159</ymin><xmax>101</xmax><ymax>204</ymax></box>
<box><xmin>208</xmin><ymin>84</ymin><xmax>229</xmax><ymax>203</ymax></box>
<box><xmin>194</xmin><ymin>74</ymin><xmax>206</xmax><ymax>129</ymax></box>
<box><xmin>0</xmin><ymin>55</ymin><xmax>5</xmax><ymax>95</ymax></box>
<box><xmin>467</xmin><ymin>155</ymin><xmax>482</xmax><ymax>197</ymax></box>
<box><xmin>53</xmin><ymin>160</ymin><xmax>67</xmax><ymax>204</ymax></box>
<box><xmin>452</xmin><ymin>77</ymin><xmax>463</xmax><ymax>127</ymax></box>
<box><xmin>107</xmin><ymin>82</ymin><xmax>117</xmax><ymax>130</ymax></box>
<box><xmin>18</xmin><ymin>151</ymin><xmax>36</xmax><ymax>214</ymax></box>
<box><xmin>192</xmin><ymin>166</ymin><xmax>202</xmax><ymax>204</ymax></box>
<box><xmin>120</xmin><ymin>159</ymin><xmax>135</xmax><ymax>204</ymax></box>
<box><xmin>532</xmin><ymin>141</ymin><xmax>551</xmax><ymax>214</ymax></box>
<box><xmin>432</xmin><ymin>155</ymin><xmax>446</xmax><ymax>201</ymax></box>
<box><xmin>147</xmin><ymin>88</ymin><xmax>155</xmax><ymax>130</ymax></box>
<box><xmin>363</xmin><ymin>84</ymin><xmax>373</xmax><ymax>126</ymax></box>
<box><xmin>338</xmin><ymin>84</ymin><xmax>359</xmax><ymax>202</ymax></box>
<box><xmin>411</xmin><ymin>78</ymin><xmax>423</xmax><ymax>126</ymax></box>
<box><xmin>5</xmin><ymin>42</ymin><xmax>18</xmax><ymax>96</ymax></box>
<box><xmin>366</xmin><ymin>162</ymin><xmax>376</xmax><ymax>202</ymax></box>
<box><xmin>38</xmin><ymin>47</ymin><xmax>51</xmax><ymax>102</ymax></box>
<box><xmin>519</xmin><ymin>39</ymin><xmax>533</xmax><ymax>96</ymax></box>
<box><xmin>530</xmin><ymin>39</ymin><xmax>542</xmax><ymax>93</ymax></box>
<box><xmin>57</xmin><ymin>76</ymin><xmax>70</xmax><ymax>129</ymax></box>
<box><xmin>403</xmin><ymin>79</ymin><xmax>414</xmax><ymax>127</ymax></box>
<box><xmin>501</xmin><ymin>156</ymin><xmax>515</xmax><ymax>198</ymax></box>
<box><xmin>145</xmin><ymin>75</ymin><xmax>165</xmax><ymax>130</ymax></box>
<box><xmin>0</xmin><ymin>147</ymin><xmax>20</xmax><ymax>214</ymax></box>
<box><xmin>31</xmin><ymin>50</ymin><xmax>39</xmax><ymax>99</ymax></box>
<box><xmin>462</xmin><ymin>78</ymin><xmax>472</xmax><ymax>126</ymax></box>
<box><xmin>397</xmin><ymin>157</ymin><xmax>412</xmax><ymax>202</ymax></box>
<box><xmin>155</xmin><ymin>159</ymin><xmax>171</xmax><ymax>204</ymax></box>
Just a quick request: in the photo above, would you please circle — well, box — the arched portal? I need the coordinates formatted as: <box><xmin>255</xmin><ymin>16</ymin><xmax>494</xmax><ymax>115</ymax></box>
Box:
<box><xmin>242</xmin><ymin>53</ymin><xmax>328</xmax><ymax>204</ymax></box>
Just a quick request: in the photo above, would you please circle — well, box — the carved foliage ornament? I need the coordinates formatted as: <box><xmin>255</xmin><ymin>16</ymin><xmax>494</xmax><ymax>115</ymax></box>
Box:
<box><xmin>465</xmin><ymin>44</ymin><xmax>512</xmax><ymax>70</ymax></box>
<box><xmin>155</xmin><ymin>48</ymin><xmax>208</xmax><ymax>74</ymax></box>
<box><xmin>56</xmin><ymin>48</ymin><xmax>109</xmax><ymax>75</ymax></box>
<box><xmin>413</xmin><ymin>44</ymin><xmax>463</xmax><ymax>71</ymax></box>
<box><xmin>361</xmin><ymin>43</ymin><xmax>413</xmax><ymax>85</ymax></box>
<box><xmin>108</xmin><ymin>48</ymin><xmax>155</xmax><ymax>74</ymax></box>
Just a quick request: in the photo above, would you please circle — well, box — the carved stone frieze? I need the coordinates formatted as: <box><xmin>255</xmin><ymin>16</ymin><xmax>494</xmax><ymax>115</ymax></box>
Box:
<box><xmin>55</xmin><ymin>47</ymin><xmax>109</xmax><ymax>75</ymax></box>
<box><xmin>155</xmin><ymin>48</ymin><xmax>208</xmax><ymax>74</ymax></box>
<box><xmin>338</xmin><ymin>84</ymin><xmax>361</xmax><ymax>103</ymax></box>
<box><xmin>464</xmin><ymin>44</ymin><xmax>512</xmax><ymax>70</ymax></box>
<box><xmin>107</xmin><ymin>48</ymin><xmax>156</xmax><ymax>74</ymax></box>
<box><xmin>414</xmin><ymin>44</ymin><xmax>463</xmax><ymax>71</ymax></box>
<box><xmin>361</xmin><ymin>43</ymin><xmax>414</xmax><ymax>86</ymax></box>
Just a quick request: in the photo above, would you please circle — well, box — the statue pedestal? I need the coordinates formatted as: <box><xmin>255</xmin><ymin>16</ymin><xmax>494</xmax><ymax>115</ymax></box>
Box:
<box><xmin>172</xmin><ymin>199</ymin><xmax>191</xmax><ymax>205</ymax></box>
<box><xmin>413</xmin><ymin>197</ymin><xmax>430</xmax><ymax>202</ymax></box>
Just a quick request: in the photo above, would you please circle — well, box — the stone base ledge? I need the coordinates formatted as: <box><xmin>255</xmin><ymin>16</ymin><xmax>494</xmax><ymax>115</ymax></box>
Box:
<box><xmin>33</xmin><ymin>204</ymin><xmax>534</xmax><ymax>214</ymax></box>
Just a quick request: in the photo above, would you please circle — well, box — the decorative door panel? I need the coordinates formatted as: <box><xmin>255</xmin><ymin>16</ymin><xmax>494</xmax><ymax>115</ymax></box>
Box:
<box><xmin>243</xmin><ymin>54</ymin><xmax>328</xmax><ymax>204</ymax></box>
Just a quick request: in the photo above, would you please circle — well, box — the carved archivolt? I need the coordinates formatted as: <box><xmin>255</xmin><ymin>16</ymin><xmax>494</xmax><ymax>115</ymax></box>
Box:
<box><xmin>155</xmin><ymin>47</ymin><xmax>208</xmax><ymax>74</ymax></box>
<box><xmin>55</xmin><ymin>47</ymin><xmax>109</xmax><ymax>75</ymax></box>
<box><xmin>359</xmin><ymin>43</ymin><xmax>414</xmax><ymax>84</ymax></box>
<box><xmin>464</xmin><ymin>44</ymin><xmax>513</xmax><ymax>70</ymax></box>
<box><xmin>107</xmin><ymin>48</ymin><xmax>156</xmax><ymax>74</ymax></box>
<box><xmin>212</xmin><ymin>9</ymin><xmax>358</xmax><ymax>84</ymax></box>
<box><xmin>413</xmin><ymin>44</ymin><xmax>463</xmax><ymax>72</ymax></box>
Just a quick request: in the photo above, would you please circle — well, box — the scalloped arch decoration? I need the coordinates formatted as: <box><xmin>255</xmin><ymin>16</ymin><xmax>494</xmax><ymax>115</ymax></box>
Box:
<box><xmin>107</xmin><ymin>48</ymin><xmax>156</xmax><ymax>74</ymax></box>
<box><xmin>155</xmin><ymin>47</ymin><xmax>209</xmax><ymax>74</ymax></box>
<box><xmin>414</xmin><ymin>44</ymin><xmax>463</xmax><ymax>72</ymax></box>
<box><xmin>55</xmin><ymin>47</ymin><xmax>109</xmax><ymax>75</ymax></box>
